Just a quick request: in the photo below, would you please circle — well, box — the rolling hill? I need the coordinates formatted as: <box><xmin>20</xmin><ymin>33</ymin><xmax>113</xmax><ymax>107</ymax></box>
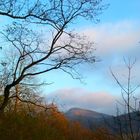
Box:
<box><xmin>65</xmin><ymin>107</ymin><xmax>140</xmax><ymax>133</ymax></box>
<box><xmin>65</xmin><ymin>108</ymin><xmax>114</xmax><ymax>130</ymax></box>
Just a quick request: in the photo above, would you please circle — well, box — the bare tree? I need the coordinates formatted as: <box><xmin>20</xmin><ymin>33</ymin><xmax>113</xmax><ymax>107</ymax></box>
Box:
<box><xmin>0</xmin><ymin>45</ymin><xmax>48</xmax><ymax>113</ymax></box>
<box><xmin>0</xmin><ymin>0</ymin><xmax>106</xmax><ymax>22</ymax></box>
<box><xmin>0</xmin><ymin>0</ymin><xmax>107</xmax><ymax>113</ymax></box>
<box><xmin>110</xmin><ymin>58</ymin><xmax>140</xmax><ymax>140</ymax></box>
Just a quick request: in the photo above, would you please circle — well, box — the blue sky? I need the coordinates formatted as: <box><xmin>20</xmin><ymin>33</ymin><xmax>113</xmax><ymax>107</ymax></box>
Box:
<box><xmin>0</xmin><ymin>0</ymin><xmax>140</xmax><ymax>115</ymax></box>
<box><xmin>101</xmin><ymin>0</ymin><xmax>140</xmax><ymax>22</ymax></box>
<box><xmin>45</xmin><ymin>0</ymin><xmax>140</xmax><ymax>115</ymax></box>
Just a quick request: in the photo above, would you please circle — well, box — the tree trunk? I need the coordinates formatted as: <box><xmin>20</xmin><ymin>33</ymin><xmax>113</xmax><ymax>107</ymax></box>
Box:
<box><xmin>14</xmin><ymin>84</ymin><xmax>19</xmax><ymax>113</ymax></box>
<box><xmin>0</xmin><ymin>86</ymin><xmax>10</xmax><ymax>114</ymax></box>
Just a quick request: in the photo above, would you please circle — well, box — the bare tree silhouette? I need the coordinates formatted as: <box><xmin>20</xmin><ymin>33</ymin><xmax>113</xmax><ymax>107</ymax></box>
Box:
<box><xmin>0</xmin><ymin>0</ymin><xmax>107</xmax><ymax>113</ymax></box>
<box><xmin>111</xmin><ymin>58</ymin><xmax>140</xmax><ymax>140</ymax></box>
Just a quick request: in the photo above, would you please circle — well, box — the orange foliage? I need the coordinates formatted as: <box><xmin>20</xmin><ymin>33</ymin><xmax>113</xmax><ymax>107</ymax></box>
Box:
<box><xmin>0</xmin><ymin>105</ymin><xmax>116</xmax><ymax>140</ymax></box>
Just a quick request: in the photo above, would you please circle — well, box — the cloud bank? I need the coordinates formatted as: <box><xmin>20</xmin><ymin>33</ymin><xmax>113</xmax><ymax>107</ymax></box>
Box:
<box><xmin>47</xmin><ymin>88</ymin><xmax>117</xmax><ymax>115</ymax></box>
<box><xmin>80</xmin><ymin>20</ymin><xmax>140</xmax><ymax>57</ymax></box>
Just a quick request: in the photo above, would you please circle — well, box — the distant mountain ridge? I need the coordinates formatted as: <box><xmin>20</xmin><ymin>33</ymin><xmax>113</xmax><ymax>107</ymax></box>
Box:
<box><xmin>65</xmin><ymin>108</ymin><xmax>113</xmax><ymax>129</ymax></box>
<box><xmin>65</xmin><ymin>108</ymin><xmax>112</xmax><ymax>119</ymax></box>
<box><xmin>65</xmin><ymin>107</ymin><xmax>140</xmax><ymax>132</ymax></box>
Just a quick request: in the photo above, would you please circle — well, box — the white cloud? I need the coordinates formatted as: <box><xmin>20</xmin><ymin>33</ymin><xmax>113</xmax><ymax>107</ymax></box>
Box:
<box><xmin>79</xmin><ymin>20</ymin><xmax>140</xmax><ymax>84</ymax></box>
<box><xmin>47</xmin><ymin>88</ymin><xmax>117</xmax><ymax>115</ymax></box>
<box><xmin>80</xmin><ymin>20</ymin><xmax>140</xmax><ymax>56</ymax></box>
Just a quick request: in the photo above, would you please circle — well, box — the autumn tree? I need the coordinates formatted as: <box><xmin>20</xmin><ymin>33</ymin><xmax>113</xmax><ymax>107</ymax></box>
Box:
<box><xmin>0</xmin><ymin>0</ymin><xmax>107</xmax><ymax>113</ymax></box>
